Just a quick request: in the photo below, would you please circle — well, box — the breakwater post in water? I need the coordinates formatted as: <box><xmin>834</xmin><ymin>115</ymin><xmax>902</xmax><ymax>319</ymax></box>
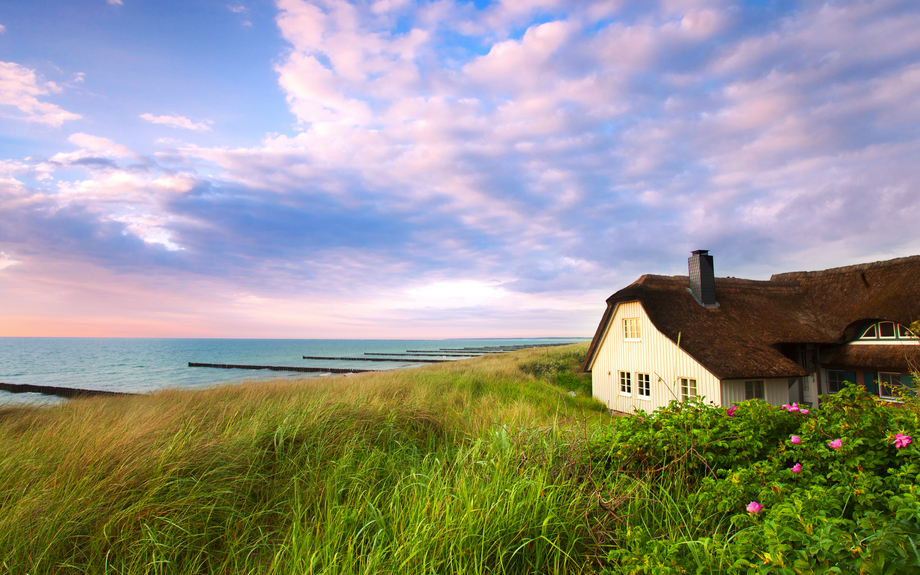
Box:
<box><xmin>188</xmin><ymin>362</ymin><xmax>377</xmax><ymax>374</ymax></box>
<box><xmin>0</xmin><ymin>382</ymin><xmax>136</xmax><ymax>399</ymax></box>
<box><xmin>302</xmin><ymin>356</ymin><xmax>451</xmax><ymax>363</ymax></box>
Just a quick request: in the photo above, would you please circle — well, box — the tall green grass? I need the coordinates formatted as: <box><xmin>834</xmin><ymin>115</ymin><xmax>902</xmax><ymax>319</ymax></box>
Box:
<box><xmin>0</xmin><ymin>344</ymin><xmax>608</xmax><ymax>574</ymax></box>
<box><xmin>7</xmin><ymin>345</ymin><xmax>914</xmax><ymax>573</ymax></box>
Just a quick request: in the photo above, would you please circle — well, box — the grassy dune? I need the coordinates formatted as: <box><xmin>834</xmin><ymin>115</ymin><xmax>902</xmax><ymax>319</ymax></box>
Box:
<box><xmin>5</xmin><ymin>345</ymin><xmax>917</xmax><ymax>574</ymax></box>
<box><xmin>0</xmin><ymin>344</ymin><xmax>609</xmax><ymax>574</ymax></box>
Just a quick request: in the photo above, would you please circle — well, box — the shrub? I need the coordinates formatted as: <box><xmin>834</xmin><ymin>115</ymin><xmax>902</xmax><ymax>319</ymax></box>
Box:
<box><xmin>595</xmin><ymin>385</ymin><xmax>920</xmax><ymax>574</ymax></box>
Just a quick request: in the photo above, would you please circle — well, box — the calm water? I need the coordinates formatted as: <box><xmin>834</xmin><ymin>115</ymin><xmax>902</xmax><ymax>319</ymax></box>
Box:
<box><xmin>0</xmin><ymin>338</ymin><xmax>585</xmax><ymax>406</ymax></box>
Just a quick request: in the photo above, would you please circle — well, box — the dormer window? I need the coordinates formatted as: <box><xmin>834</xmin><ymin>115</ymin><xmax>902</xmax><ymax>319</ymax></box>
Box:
<box><xmin>879</xmin><ymin>322</ymin><xmax>896</xmax><ymax>339</ymax></box>
<box><xmin>857</xmin><ymin>321</ymin><xmax>918</xmax><ymax>341</ymax></box>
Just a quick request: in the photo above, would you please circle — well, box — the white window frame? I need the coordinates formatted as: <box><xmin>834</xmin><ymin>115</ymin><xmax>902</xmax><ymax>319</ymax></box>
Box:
<box><xmin>619</xmin><ymin>371</ymin><xmax>632</xmax><ymax>395</ymax></box>
<box><xmin>878</xmin><ymin>322</ymin><xmax>897</xmax><ymax>339</ymax></box>
<box><xmin>744</xmin><ymin>380</ymin><xmax>765</xmax><ymax>400</ymax></box>
<box><xmin>680</xmin><ymin>377</ymin><xmax>697</xmax><ymax>401</ymax></box>
<box><xmin>637</xmin><ymin>373</ymin><xmax>650</xmax><ymax>398</ymax></box>
<box><xmin>898</xmin><ymin>324</ymin><xmax>918</xmax><ymax>339</ymax></box>
<box><xmin>623</xmin><ymin>318</ymin><xmax>641</xmax><ymax>341</ymax></box>
<box><xmin>878</xmin><ymin>372</ymin><xmax>901</xmax><ymax>400</ymax></box>
<box><xmin>861</xmin><ymin>324</ymin><xmax>878</xmax><ymax>339</ymax></box>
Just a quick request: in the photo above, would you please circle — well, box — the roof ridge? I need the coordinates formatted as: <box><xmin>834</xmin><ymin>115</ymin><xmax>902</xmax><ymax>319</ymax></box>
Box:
<box><xmin>771</xmin><ymin>254</ymin><xmax>920</xmax><ymax>281</ymax></box>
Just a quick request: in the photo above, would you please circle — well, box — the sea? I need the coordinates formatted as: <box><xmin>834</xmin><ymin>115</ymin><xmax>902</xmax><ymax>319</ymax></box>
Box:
<box><xmin>0</xmin><ymin>337</ymin><xmax>587</xmax><ymax>406</ymax></box>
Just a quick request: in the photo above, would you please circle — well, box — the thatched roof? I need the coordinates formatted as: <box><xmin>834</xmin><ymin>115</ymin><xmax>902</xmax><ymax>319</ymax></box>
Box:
<box><xmin>583</xmin><ymin>255</ymin><xmax>920</xmax><ymax>379</ymax></box>
<box><xmin>825</xmin><ymin>345</ymin><xmax>920</xmax><ymax>373</ymax></box>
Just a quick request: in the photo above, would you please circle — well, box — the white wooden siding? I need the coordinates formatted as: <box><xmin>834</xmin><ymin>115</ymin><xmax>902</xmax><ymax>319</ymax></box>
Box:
<box><xmin>590</xmin><ymin>301</ymin><xmax>722</xmax><ymax>413</ymax></box>
<box><xmin>721</xmin><ymin>378</ymin><xmax>789</xmax><ymax>407</ymax></box>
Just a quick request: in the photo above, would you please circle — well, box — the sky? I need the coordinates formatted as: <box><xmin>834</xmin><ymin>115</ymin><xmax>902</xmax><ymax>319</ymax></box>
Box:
<box><xmin>1</xmin><ymin>0</ymin><xmax>919</xmax><ymax>339</ymax></box>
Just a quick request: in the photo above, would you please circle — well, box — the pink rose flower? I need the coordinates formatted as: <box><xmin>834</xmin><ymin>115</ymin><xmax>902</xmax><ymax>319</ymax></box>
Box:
<box><xmin>829</xmin><ymin>438</ymin><xmax>842</xmax><ymax>450</ymax></box>
<box><xmin>746</xmin><ymin>501</ymin><xmax>763</xmax><ymax>514</ymax></box>
<box><xmin>726</xmin><ymin>405</ymin><xmax>738</xmax><ymax>417</ymax></box>
<box><xmin>800</xmin><ymin>408</ymin><xmax>809</xmax><ymax>415</ymax></box>
<box><xmin>790</xmin><ymin>463</ymin><xmax>802</xmax><ymax>473</ymax></box>
<box><xmin>894</xmin><ymin>434</ymin><xmax>912</xmax><ymax>449</ymax></box>
<box><xmin>790</xmin><ymin>435</ymin><xmax>801</xmax><ymax>444</ymax></box>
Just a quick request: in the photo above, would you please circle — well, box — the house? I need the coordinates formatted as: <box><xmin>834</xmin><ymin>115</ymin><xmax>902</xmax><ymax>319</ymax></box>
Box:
<box><xmin>582</xmin><ymin>251</ymin><xmax>920</xmax><ymax>412</ymax></box>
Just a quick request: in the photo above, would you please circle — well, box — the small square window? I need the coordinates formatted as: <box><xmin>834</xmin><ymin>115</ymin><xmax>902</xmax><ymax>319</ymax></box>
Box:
<box><xmin>620</xmin><ymin>371</ymin><xmax>632</xmax><ymax>394</ymax></box>
<box><xmin>623</xmin><ymin>318</ymin><xmax>641</xmax><ymax>340</ymax></box>
<box><xmin>637</xmin><ymin>373</ymin><xmax>650</xmax><ymax>397</ymax></box>
<box><xmin>680</xmin><ymin>377</ymin><xmax>697</xmax><ymax>401</ymax></box>
<box><xmin>744</xmin><ymin>380</ymin><xmax>764</xmax><ymax>400</ymax></box>
<box><xmin>827</xmin><ymin>370</ymin><xmax>845</xmax><ymax>394</ymax></box>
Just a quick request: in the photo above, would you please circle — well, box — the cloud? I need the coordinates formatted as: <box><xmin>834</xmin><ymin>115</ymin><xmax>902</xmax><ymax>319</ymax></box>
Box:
<box><xmin>0</xmin><ymin>61</ymin><xmax>82</xmax><ymax>126</ymax></box>
<box><xmin>228</xmin><ymin>4</ymin><xmax>246</xmax><ymax>13</ymax></box>
<box><xmin>0</xmin><ymin>24</ymin><xmax>6</xmax><ymax>34</ymax></box>
<box><xmin>68</xmin><ymin>133</ymin><xmax>134</xmax><ymax>157</ymax></box>
<box><xmin>108</xmin><ymin>0</ymin><xmax>123</xmax><ymax>5</ymax></box>
<box><xmin>4</xmin><ymin>0</ymin><xmax>920</xmax><ymax>337</ymax></box>
<box><xmin>404</xmin><ymin>280</ymin><xmax>510</xmax><ymax>309</ymax></box>
<box><xmin>253</xmin><ymin>0</ymin><xmax>920</xmax><ymax>287</ymax></box>
<box><xmin>45</xmin><ymin>132</ymin><xmax>137</xmax><ymax>167</ymax></box>
<box><xmin>0</xmin><ymin>251</ymin><xmax>21</xmax><ymax>271</ymax></box>
<box><xmin>140</xmin><ymin>113</ymin><xmax>213</xmax><ymax>131</ymax></box>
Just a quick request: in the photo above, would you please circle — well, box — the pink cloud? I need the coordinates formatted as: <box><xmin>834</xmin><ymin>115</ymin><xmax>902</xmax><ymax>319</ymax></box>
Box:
<box><xmin>0</xmin><ymin>61</ymin><xmax>82</xmax><ymax>127</ymax></box>
<box><xmin>140</xmin><ymin>113</ymin><xmax>213</xmax><ymax>131</ymax></box>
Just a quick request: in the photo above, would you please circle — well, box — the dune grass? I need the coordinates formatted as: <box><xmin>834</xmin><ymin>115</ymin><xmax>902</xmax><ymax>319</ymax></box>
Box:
<box><xmin>5</xmin><ymin>344</ymin><xmax>918</xmax><ymax>573</ymax></box>
<box><xmin>0</xmin><ymin>343</ymin><xmax>611</xmax><ymax>574</ymax></box>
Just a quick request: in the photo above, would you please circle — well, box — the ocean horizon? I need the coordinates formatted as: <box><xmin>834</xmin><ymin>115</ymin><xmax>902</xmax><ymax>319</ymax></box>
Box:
<box><xmin>0</xmin><ymin>337</ymin><xmax>587</xmax><ymax>406</ymax></box>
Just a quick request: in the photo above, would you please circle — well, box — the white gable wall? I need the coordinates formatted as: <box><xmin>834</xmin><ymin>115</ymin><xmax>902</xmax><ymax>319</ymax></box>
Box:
<box><xmin>590</xmin><ymin>301</ymin><xmax>722</xmax><ymax>413</ymax></box>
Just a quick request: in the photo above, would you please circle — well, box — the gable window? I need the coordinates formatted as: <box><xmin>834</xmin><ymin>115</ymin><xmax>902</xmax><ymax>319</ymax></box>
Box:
<box><xmin>899</xmin><ymin>325</ymin><xmax>918</xmax><ymax>339</ymax></box>
<box><xmin>623</xmin><ymin>318</ymin><xmax>641</xmax><ymax>340</ymax></box>
<box><xmin>744</xmin><ymin>380</ymin><xmax>765</xmax><ymax>400</ymax></box>
<box><xmin>620</xmin><ymin>371</ymin><xmax>632</xmax><ymax>395</ymax></box>
<box><xmin>879</xmin><ymin>372</ymin><xmax>902</xmax><ymax>400</ymax></box>
<box><xmin>637</xmin><ymin>373</ymin><xmax>650</xmax><ymax>398</ymax></box>
<box><xmin>861</xmin><ymin>324</ymin><xmax>877</xmax><ymax>339</ymax></box>
<box><xmin>680</xmin><ymin>378</ymin><xmax>697</xmax><ymax>401</ymax></box>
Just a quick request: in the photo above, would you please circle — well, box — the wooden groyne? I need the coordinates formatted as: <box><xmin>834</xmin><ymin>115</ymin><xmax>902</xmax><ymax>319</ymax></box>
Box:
<box><xmin>364</xmin><ymin>352</ymin><xmax>477</xmax><ymax>357</ymax></box>
<box><xmin>439</xmin><ymin>344</ymin><xmax>567</xmax><ymax>351</ymax></box>
<box><xmin>429</xmin><ymin>349</ymin><xmax>507</xmax><ymax>353</ymax></box>
<box><xmin>188</xmin><ymin>363</ymin><xmax>377</xmax><ymax>374</ymax></box>
<box><xmin>0</xmin><ymin>382</ymin><xmax>136</xmax><ymax>399</ymax></box>
<box><xmin>303</xmin><ymin>356</ymin><xmax>450</xmax><ymax>363</ymax></box>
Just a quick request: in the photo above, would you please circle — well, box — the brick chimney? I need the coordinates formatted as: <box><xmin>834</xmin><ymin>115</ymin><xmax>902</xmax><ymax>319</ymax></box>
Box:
<box><xmin>688</xmin><ymin>250</ymin><xmax>717</xmax><ymax>307</ymax></box>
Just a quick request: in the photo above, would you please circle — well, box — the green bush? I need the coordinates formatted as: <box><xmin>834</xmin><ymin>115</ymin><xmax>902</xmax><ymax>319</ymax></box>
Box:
<box><xmin>595</xmin><ymin>385</ymin><xmax>920</xmax><ymax>574</ymax></box>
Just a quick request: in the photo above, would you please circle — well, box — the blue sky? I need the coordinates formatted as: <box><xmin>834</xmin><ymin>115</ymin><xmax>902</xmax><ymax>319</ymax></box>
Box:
<box><xmin>1</xmin><ymin>0</ymin><xmax>919</xmax><ymax>338</ymax></box>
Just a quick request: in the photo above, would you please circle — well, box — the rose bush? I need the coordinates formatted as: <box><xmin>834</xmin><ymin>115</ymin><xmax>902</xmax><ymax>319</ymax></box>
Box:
<box><xmin>594</xmin><ymin>384</ymin><xmax>920</xmax><ymax>574</ymax></box>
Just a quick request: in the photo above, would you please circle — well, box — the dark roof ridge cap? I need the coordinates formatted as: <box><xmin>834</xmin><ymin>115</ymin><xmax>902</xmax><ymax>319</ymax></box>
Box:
<box><xmin>717</xmin><ymin>277</ymin><xmax>800</xmax><ymax>290</ymax></box>
<box><xmin>771</xmin><ymin>254</ymin><xmax>920</xmax><ymax>281</ymax></box>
